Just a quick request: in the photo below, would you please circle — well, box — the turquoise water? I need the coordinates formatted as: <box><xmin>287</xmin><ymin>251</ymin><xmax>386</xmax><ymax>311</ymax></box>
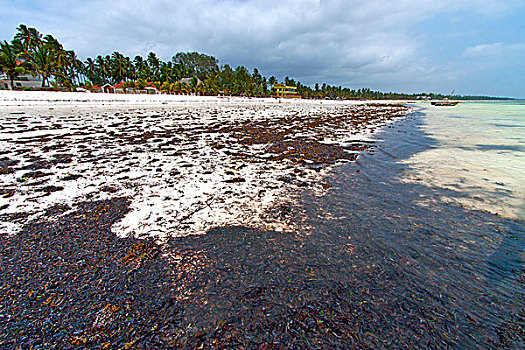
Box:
<box><xmin>402</xmin><ymin>100</ymin><xmax>525</xmax><ymax>221</ymax></box>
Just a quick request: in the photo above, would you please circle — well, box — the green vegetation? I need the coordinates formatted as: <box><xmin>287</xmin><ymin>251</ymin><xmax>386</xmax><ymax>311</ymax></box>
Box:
<box><xmin>0</xmin><ymin>25</ymin><xmax>508</xmax><ymax>100</ymax></box>
<box><xmin>0</xmin><ymin>40</ymin><xmax>31</xmax><ymax>89</ymax></box>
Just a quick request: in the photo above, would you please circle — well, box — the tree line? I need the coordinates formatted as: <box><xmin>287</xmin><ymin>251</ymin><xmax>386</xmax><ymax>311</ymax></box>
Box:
<box><xmin>0</xmin><ymin>25</ymin><xmax>504</xmax><ymax>100</ymax></box>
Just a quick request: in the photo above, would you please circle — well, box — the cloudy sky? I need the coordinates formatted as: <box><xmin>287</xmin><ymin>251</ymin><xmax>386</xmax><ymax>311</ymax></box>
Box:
<box><xmin>1</xmin><ymin>0</ymin><xmax>524</xmax><ymax>97</ymax></box>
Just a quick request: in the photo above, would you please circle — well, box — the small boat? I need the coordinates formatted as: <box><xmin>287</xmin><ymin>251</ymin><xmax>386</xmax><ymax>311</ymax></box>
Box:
<box><xmin>431</xmin><ymin>90</ymin><xmax>459</xmax><ymax>106</ymax></box>
<box><xmin>431</xmin><ymin>101</ymin><xmax>458</xmax><ymax>106</ymax></box>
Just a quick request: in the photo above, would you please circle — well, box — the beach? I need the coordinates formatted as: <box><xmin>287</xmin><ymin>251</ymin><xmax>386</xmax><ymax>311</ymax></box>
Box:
<box><xmin>2</xmin><ymin>2</ymin><xmax>523</xmax><ymax>347</ymax></box>
<box><xmin>0</xmin><ymin>92</ymin><xmax>411</xmax><ymax>239</ymax></box>
<box><xmin>0</xmin><ymin>91</ymin><xmax>420</xmax><ymax>348</ymax></box>
<box><xmin>1</xmin><ymin>93</ymin><xmax>524</xmax><ymax>348</ymax></box>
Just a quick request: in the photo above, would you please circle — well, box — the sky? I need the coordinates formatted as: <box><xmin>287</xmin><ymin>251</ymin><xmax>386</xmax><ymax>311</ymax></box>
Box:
<box><xmin>1</xmin><ymin>0</ymin><xmax>524</xmax><ymax>98</ymax></box>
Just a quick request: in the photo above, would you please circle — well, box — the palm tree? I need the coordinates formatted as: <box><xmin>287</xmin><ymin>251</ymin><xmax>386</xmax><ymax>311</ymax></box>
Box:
<box><xmin>43</xmin><ymin>34</ymin><xmax>63</xmax><ymax>51</ymax></box>
<box><xmin>134</xmin><ymin>55</ymin><xmax>149</xmax><ymax>79</ymax></box>
<box><xmin>31</xmin><ymin>45</ymin><xmax>58</xmax><ymax>87</ymax></box>
<box><xmin>84</xmin><ymin>57</ymin><xmax>97</xmax><ymax>83</ymax></box>
<box><xmin>103</xmin><ymin>55</ymin><xmax>112</xmax><ymax>82</ymax></box>
<box><xmin>261</xmin><ymin>77</ymin><xmax>268</xmax><ymax>96</ymax></box>
<box><xmin>161</xmin><ymin>81</ymin><xmax>170</xmax><ymax>93</ymax></box>
<box><xmin>95</xmin><ymin>55</ymin><xmax>109</xmax><ymax>83</ymax></box>
<box><xmin>147</xmin><ymin>52</ymin><xmax>160</xmax><ymax>80</ymax></box>
<box><xmin>123</xmin><ymin>80</ymin><xmax>135</xmax><ymax>93</ymax></box>
<box><xmin>14</xmin><ymin>24</ymin><xmax>42</xmax><ymax>54</ymax></box>
<box><xmin>268</xmin><ymin>76</ymin><xmax>277</xmax><ymax>88</ymax></box>
<box><xmin>181</xmin><ymin>81</ymin><xmax>190</xmax><ymax>95</ymax></box>
<box><xmin>73</xmin><ymin>57</ymin><xmax>85</xmax><ymax>85</ymax></box>
<box><xmin>10</xmin><ymin>40</ymin><xmax>25</xmax><ymax>56</ymax></box>
<box><xmin>127</xmin><ymin>59</ymin><xmax>137</xmax><ymax>81</ymax></box>
<box><xmin>195</xmin><ymin>81</ymin><xmax>205</xmax><ymax>96</ymax></box>
<box><xmin>203</xmin><ymin>75</ymin><xmax>218</xmax><ymax>95</ymax></box>
<box><xmin>160</xmin><ymin>61</ymin><xmax>176</xmax><ymax>83</ymax></box>
<box><xmin>111</xmin><ymin>51</ymin><xmax>127</xmax><ymax>83</ymax></box>
<box><xmin>0</xmin><ymin>41</ymin><xmax>29</xmax><ymax>89</ymax></box>
<box><xmin>136</xmin><ymin>78</ymin><xmax>147</xmax><ymax>90</ymax></box>
<box><xmin>172</xmin><ymin>81</ymin><xmax>182</xmax><ymax>95</ymax></box>
<box><xmin>56</xmin><ymin>50</ymin><xmax>78</xmax><ymax>87</ymax></box>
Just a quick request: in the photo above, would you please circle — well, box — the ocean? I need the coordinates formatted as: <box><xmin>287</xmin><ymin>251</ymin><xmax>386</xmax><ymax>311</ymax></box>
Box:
<box><xmin>297</xmin><ymin>100</ymin><xmax>525</xmax><ymax>347</ymax></box>
<box><xmin>402</xmin><ymin>100</ymin><xmax>525</xmax><ymax>222</ymax></box>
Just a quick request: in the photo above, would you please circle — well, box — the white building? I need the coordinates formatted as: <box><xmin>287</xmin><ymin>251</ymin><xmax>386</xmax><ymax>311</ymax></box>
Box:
<box><xmin>0</xmin><ymin>72</ymin><xmax>42</xmax><ymax>89</ymax></box>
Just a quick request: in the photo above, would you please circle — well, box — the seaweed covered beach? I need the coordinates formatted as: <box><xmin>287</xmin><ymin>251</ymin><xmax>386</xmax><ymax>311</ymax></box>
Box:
<box><xmin>1</xmin><ymin>98</ymin><xmax>523</xmax><ymax>349</ymax></box>
<box><xmin>0</xmin><ymin>100</ymin><xmax>409</xmax><ymax>239</ymax></box>
<box><xmin>0</xmin><ymin>99</ymin><xmax>416</xmax><ymax>348</ymax></box>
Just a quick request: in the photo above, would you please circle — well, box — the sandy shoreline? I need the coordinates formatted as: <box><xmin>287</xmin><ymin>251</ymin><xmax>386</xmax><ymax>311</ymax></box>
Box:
<box><xmin>0</xmin><ymin>91</ymin><xmax>413</xmax><ymax>240</ymax></box>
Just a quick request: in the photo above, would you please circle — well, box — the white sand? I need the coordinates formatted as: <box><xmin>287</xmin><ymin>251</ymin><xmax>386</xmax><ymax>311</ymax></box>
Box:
<box><xmin>0</xmin><ymin>91</ymin><xmax>412</xmax><ymax>240</ymax></box>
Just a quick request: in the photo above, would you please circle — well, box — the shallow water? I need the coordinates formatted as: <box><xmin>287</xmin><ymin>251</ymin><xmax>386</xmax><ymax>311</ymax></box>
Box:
<box><xmin>299</xmin><ymin>110</ymin><xmax>525</xmax><ymax>347</ymax></box>
<box><xmin>401</xmin><ymin>101</ymin><xmax>525</xmax><ymax>221</ymax></box>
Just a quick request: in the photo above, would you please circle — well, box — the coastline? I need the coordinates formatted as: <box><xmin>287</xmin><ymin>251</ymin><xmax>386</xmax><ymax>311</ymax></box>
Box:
<box><xmin>299</xmin><ymin>113</ymin><xmax>525</xmax><ymax>348</ymax></box>
<box><xmin>0</xmin><ymin>90</ymin><xmax>281</xmax><ymax>106</ymax></box>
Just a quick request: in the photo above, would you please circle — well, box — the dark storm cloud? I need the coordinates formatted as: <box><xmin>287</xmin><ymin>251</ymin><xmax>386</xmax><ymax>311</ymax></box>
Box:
<box><xmin>0</xmin><ymin>0</ymin><xmax>523</xmax><ymax>96</ymax></box>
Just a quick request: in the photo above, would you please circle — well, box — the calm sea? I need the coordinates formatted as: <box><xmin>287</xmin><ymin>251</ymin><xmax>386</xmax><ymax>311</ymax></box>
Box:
<box><xmin>403</xmin><ymin>100</ymin><xmax>525</xmax><ymax>221</ymax></box>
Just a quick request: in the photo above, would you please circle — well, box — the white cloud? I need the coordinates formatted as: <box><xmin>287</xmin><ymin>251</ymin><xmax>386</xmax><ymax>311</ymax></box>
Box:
<box><xmin>463</xmin><ymin>42</ymin><xmax>525</xmax><ymax>58</ymax></box>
